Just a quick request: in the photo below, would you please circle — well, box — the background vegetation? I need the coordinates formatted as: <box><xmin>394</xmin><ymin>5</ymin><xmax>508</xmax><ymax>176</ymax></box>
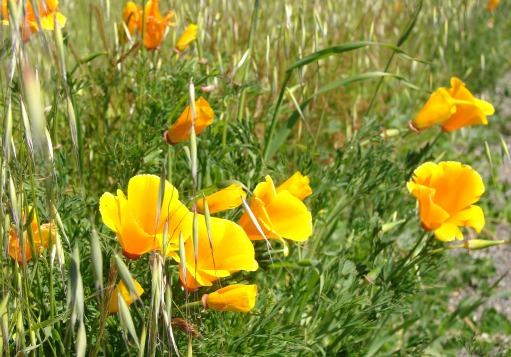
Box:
<box><xmin>1</xmin><ymin>0</ymin><xmax>510</xmax><ymax>355</ymax></box>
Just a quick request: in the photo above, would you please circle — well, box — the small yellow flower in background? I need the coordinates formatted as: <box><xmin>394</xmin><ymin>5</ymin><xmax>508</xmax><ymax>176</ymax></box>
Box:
<box><xmin>179</xmin><ymin>215</ymin><xmax>258</xmax><ymax>291</ymax></box>
<box><xmin>99</xmin><ymin>175</ymin><xmax>191</xmax><ymax>260</ymax></box>
<box><xmin>196</xmin><ymin>184</ymin><xmax>246</xmax><ymax>214</ymax></box>
<box><xmin>9</xmin><ymin>207</ymin><xmax>58</xmax><ymax>263</ymax></box>
<box><xmin>122</xmin><ymin>2</ymin><xmax>141</xmax><ymax>36</ymax></box>
<box><xmin>2</xmin><ymin>0</ymin><xmax>67</xmax><ymax>42</ymax></box>
<box><xmin>411</xmin><ymin>77</ymin><xmax>494</xmax><ymax>132</ymax></box>
<box><xmin>407</xmin><ymin>161</ymin><xmax>485</xmax><ymax>242</ymax></box>
<box><xmin>486</xmin><ymin>0</ymin><xmax>500</xmax><ymax>11</ymax></box>
<box><xmin>238</xmin><ymin>172</ymin><xmax>313</xmax><ymax>243</ymax></box>
<box><xmin>164</xmin><ymin>97</ymin><xmax>214</xmax><ymax>145</ymax></box>
<box><xmin>175</xmin><ymin>23</ymin><xmax>198</xmax><ymax>52</ymax></box>
<box><xmin>142</xmin><ymin>0</ymin><xmax>175</xmax><ymax>50</ymax></box>
<box><xmin>108</xmin><ymin>279</ymin><xmax>144</xmax><ymax>314</ymax></box>
<box><xmin>202</xmin><ymin>284</ymin><xmax>257</xmax><ymax>313</ymax></box>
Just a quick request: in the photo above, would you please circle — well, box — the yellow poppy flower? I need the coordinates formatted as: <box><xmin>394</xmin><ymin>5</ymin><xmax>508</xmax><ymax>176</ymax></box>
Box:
<box><xmin>407</xmin><ymin>161</ymin><xmax>485</xmax><ymax>242</ymax></box>
<box><xmin>99</xmin><ymin>175</ymin><xmax>191</xmax><ymax>259</ymax></box>
<box><xmin>238</xmin><ymin>172</ymin><xmax>313</xmax><ymax>242</ymax></box>
<box><xmin>486</xmin><ymin>0</ymin><xmax>500</xmax><ymax>11</ymax></box>
<box><xmin>2</xmin><ymin>0</ymin><xmax>66</xmax><ymax>42</ymax></box>
<box><xmin>179</xmin><ymin>215</ymin><xmax>258</xmax><ymax>291</ymax></box>
<box><xmin>275</xmin><ymin>171</ymin><xmax>313</xmax><ymax>201</ymax></box>
<box><xmin>108</xmin><ymin>278</ymin><xmax>144</xmax><ymax>314</ymax></box>
<box><xmin>122</xmin><ymin>2</ymin><xmax>142</xmax><ymax>36</ymax></box>
<box><xmin>196</xmin><ymin>184</ymin><xmax>246</xmax><ymax>214</ymax></box>
<box><xmin>164</xmin><ymin>97</ymin><xmax>214</xmax><ymax>145</ymax></box>
<box><xmin>175</xmin><ymin>23</ymin><xmax>198</xmax><ymax>52</ymax></box>
<box><xmin>202</xmin><ymin>284</ymin><xmax>257</xmax><ymax>313</ymax></box>
<box><xmin>8</xmin><ymin>207</ymin><xmax>58</xmax><ymax>263</ymax></box>
<box><xmin>411</xmin><ymin>77</ymin><xmax>494</xmax><ymax>132</ymax></box>
<box><xmin>142</xmin><ymin>0</ymin><xmax>175</xmax><ymax>50</ymax></box>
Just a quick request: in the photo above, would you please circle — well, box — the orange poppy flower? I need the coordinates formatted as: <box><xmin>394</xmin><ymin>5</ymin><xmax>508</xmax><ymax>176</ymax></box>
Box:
<box><xmin>238</xmin><ymin>172</ymin><xmax>313</xmax><ymax>243</ymax></box>
<box><xmin>2</xmin><ymin>0</ymin><xmax>66</xmax><ymax>41</ymax></box>
<box><xmin>486</xmin><ymin>0</ymin><xmax>500</xmax><ymax>11</ymax></box>
<box><xmin>8</xmin><ymin>207</ymin><xmax>58</xmax><ymax>263</ymax></box>
<box><xmin>142</xmin><ymin>0</ymin><xmax>175</xmax><ymax>50</ymax></box>
<box><xmin>407</xmin><ymin>161</ymin><xmax>485</xmax><ymax>241</ymax></box>
<box><xmin>202</xmin><ymin>284</ymin><xmax>257</xmax><ymax>313</ymax></box>
<box><xmin>122</xmin><ymin>2</ymin><xmax>142</xmax><ymax>36</ymax></box>
<box><xmin>99</xmin><ymin>175</ymin><xmax>191</xmax><ymax>259</ymax></box>
<box><xmin>164</xmin><ymin>97</ymin><xmax>214</xmax><ymax>145</ymax></box>
<box><xmin>411</xmin><ymin>77</ymin><xmax>494</xmax><ymax>132</ymax></box>
<box><xmin>196</xmin><ymin>184</ymin><xmax>246</xmax><ymax>214</ymax></box>
<box><xmin>179</xmin><ymin>215</ymin><xmax>258</xmax><ymax>291</ymax></box>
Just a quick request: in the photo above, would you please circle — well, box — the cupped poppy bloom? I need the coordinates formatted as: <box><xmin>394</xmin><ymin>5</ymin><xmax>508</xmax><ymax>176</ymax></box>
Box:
<box><xmin>2</xmin><ymin>0</ymin><xmax>66</xmax><ymax>42</ymax></box>
<box><xmin>196</xmin><ymin>184</ymin><xmax>246</xmax><ymax>214</ymax></box>
<box><xmin>486</xmin><ymin>0</ymin><xmax>500</xmax><ymax>11</ymax></box>
<box><xmin>142</xmin><ymin>0</ymin><xmax>175</xmax><ymax>50</ymax></box>
<box><xmin>175</xmin><ymin>23</ymin><xmax>198</xmax><ymax>52</ymax></box>
<box><xmin>108</xmin><ymin>278</ymin><xmax>144</xmax><ymax>314</ymax></box>
<box><xmin>164</xmin><ymin>97</ymin><xmax>214</xmax><ymax>145</ymax></box>
<box><xmin>238</xmin><ymin>172</ymin><xmax>313</xmax><ymax>243</ymax></box>
<box><xmin>9</xmin><ymin>207</ymin><xmax>58</xmax><ymax>263</ymax></box>
<box><xmin>179</xmin><ymin>215</ymin><xmax>258</xmax><ymax>291</ymax></box>
<box><xmin>122</xmin><ymin>2</ymin><xmax>142</xmax><ymax>36</ymax></box>
<box><xmin>407</xmin><ymin>161</ymin><xmax>485</xmax><ymax>242</ymax></box>
<box><xmin>411</xmin><ymin>77</ymin><xmax>494</xmax><ymax>132</ymax></box>
<box><xmin>99</xmin><ymin>175</ymin><xmax>191</xmax><ymax>260</ymax></box>
<box><xmin>202</xmin><ymin>284</ymin><xmax>257</xmax><ymax>312</ymax></box>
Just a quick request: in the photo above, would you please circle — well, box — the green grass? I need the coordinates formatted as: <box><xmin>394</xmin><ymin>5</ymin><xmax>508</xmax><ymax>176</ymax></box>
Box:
<box><xmin>1</xmin><ymin>0</ymin><xmax>511</xmax><ymax>355</ymax></box>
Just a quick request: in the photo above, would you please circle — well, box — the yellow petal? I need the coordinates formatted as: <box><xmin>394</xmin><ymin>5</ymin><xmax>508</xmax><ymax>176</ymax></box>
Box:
<box><xmin>486</xmin><ymin>0</ymin><xmax>500</xmax><ymax>11</ymax></box>
<box><xmin>434</xmin><ymin>222</ymin><xmax>463</xmax><ymax>242</ymax></box>
<box><xmin>276</xmin><ymin>171</ymin><xmax>312</xmax><ymax>201</ymax></box>
<box><xmin>196</xmin><ymin>184</ymin><xmax>246</xmax><ymax>214</ymax></box>
<box><xmin>123</xmin><ymin>2</ymin><xmax>141</xmax><ymax>35</ymax></box>
<box><xmin>108</xmin><ymin>278</ymin><xmax>144</xmax><ymax>314</ymax></box>
<box><xmin>204</xmin><ymin>284</ymin><xmax>257</xmax><ymax>312</ymax></box>
<box><xmin>165</xmin><ymin>97</ymin><xmax>214</xmax><ymax>144</ymax></box>
<box><xmin>411</xmin><ymin>88</ymin><xmax>456</xmax><ymax>131</ymax></box>
<box><xmin>449</xmin><ymin>205</ymin><xmax>485</xmax><ymax>233</ymax></box>
<box><xmin>175</xmin><ymin>23</ymin><xmax>198</xmax><ymax>52</ymax></box>
<box><xmin>99</xmin><ymin>192</ymin><xmax>122</xmax><ymax>234</ymax></box>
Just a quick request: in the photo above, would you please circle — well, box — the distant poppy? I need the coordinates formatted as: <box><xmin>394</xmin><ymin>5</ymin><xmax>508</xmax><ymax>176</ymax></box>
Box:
<box><xmin>175</xmin><ymin>23</ymin><xmax>198</xmax><ymax>52</ymax></box>
<box><xmin>164</xmin><ymin>97</ymin><xmax>214</xmax><ymax>145</ymax></box>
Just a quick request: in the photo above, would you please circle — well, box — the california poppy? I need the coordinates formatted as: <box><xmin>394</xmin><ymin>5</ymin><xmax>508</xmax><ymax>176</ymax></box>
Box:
<box><xmin>108</xmin><ymin>278</ymin><xmax>144</xmax><ymax>314</ymax></box>
<box><xmin>179</xmin><ymin>215</ymin><xmax>258</xmax><ymax>291</ymax></box>
<box><xmin>99</xmin><ymin>175</ymin><xmax>191</xmax><ymax>259</ymax></box>
<box><xmin>202</xmin><ymin>284</ymin><xmax>257</xmax><ymax>312</ymax></box>
<box><xmin>164</xmin><ymin>97</ymin><xmax>214</xmax><ymax>145</ymax></box>
<box><xmin>411</xmin><ymin>77</ymin><xmax>494</xmax><ymax>132</ymax></box>
<box><xmin>196</xmin><ymin>184</ymin><xmax>246</xmax><ymax>214</ymax></box>
<box><xmin>238</xmin><ymin>172</ymin><xmax>313</xmax><ymax>243</ymax></box>
<box><xmin>2</xmin><ymin>0</ymin><xmax>66</xmax><ymax>41</ymax></box>
<box><xmin>407</xmin><ymin>161</ymin><xmax>485</xmax><ymax>241</ymax></box>
<box><xmin>175</xmin><ymin>23</ymin><xmax>198</xmax><ymax>52</ymax></box>
<box><xmin>9</xmin><ymin>207</ymin><xmax>58</xmax><ymax>263</ymax></box>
